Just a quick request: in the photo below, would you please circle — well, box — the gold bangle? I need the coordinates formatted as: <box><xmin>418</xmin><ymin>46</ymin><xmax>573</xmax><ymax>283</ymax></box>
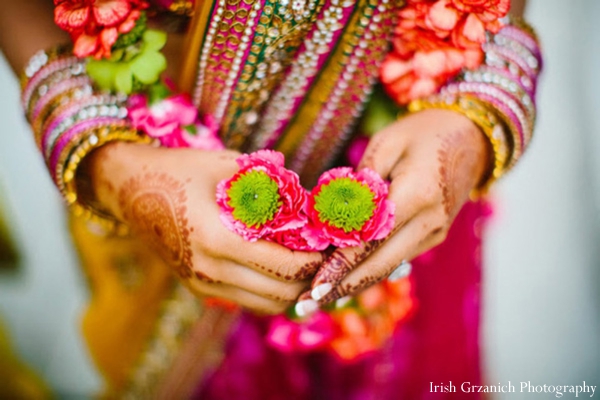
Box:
<box><xmin>408</xmin><ymin>95</ymin><xmax>512</xmax><ymax>194</ymax></box>
<box><xmin>61</xmin><ymin>126</ymin><xmax>154</xmax><ymax>235</ymax></box>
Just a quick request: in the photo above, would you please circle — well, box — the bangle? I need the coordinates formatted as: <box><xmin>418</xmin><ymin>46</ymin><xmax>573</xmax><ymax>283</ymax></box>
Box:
<box><xmin>61</xmin><ymin>126</ymin><xmax>154</xmax><ymax>235</ymax></box>
<box><xmin>20</xmin><ymin>44</ymin><xmax>72</xmax><ymax>89</ymax></box>
<box><xmin>409</xmin><ymin>95</ymin><xmax>510</xmax><ymax>194</ymax></box>
<box><xmin>22</xmin><ymin>56</ymin><xmax>80</xmax><ymax>114</ymax></box>
<box><xmin>30</xmin><ymin>76</ymin><xmax>92</xmax><ymax>124</ymax></box>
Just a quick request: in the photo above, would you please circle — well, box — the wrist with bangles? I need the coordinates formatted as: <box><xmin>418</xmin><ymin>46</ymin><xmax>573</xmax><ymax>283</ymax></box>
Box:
<box><xmin>22</xmin><ymin>47</ymin><xmax>154</xmax><ymax>234</ymax></box>
<box><xmin>407</xmin><ymin>19</ymin><xmax>542</xmax><ymax>196</ymax></box>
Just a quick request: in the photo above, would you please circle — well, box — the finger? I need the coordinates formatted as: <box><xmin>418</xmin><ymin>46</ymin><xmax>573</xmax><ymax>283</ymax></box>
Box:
<box><xmin>297</xmin><ymin>156</ymin><xmax>438</xmax><ymax>305</ymax></box>
<box><xmin>220</xmin><ymin>234</ymin><xmax>325</xmax><ymax>281</ymax></box>
<box><xmin>202</xmin><ymin>258</ymin><xmax>311</xmax><ymax>302</ymax></box>
<box><xmin>317</xmin><ymin>211</ymin><xmax>446</xmax><ymax>305</ymax></box>
<box><xmin>185</xmin><ymin>278</ymin><xmax>295</xmax><ymax>315</ymax></box>
<box><xmin>190</xmin><ymin>197</ymin><xmax>325</xmax><ymax>282</ymax></box>
<box><xmin>299</xmin><ymin>238</ymin><xmax>387</xmax><ymax>303</ymax></box>
<box><xmin>357</xmin><ymin>122</ymin><xmax>410</xmax><ymax>177</ymax></box>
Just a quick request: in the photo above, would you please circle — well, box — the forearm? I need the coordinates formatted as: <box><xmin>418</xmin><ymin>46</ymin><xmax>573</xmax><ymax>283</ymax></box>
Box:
<box><xmin>0</xmin><ymin>0</ymin><xmax>69</xmax><ymax>74</ymax></box>
<box><xmin>511</xmin><ymin>0</ymin><xmax>526</xmax><ymax>18</ymax></box>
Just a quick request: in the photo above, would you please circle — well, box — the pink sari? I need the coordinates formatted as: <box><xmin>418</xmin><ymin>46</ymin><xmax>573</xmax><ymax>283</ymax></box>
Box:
<box><xmin>194</xmin><ymin>201</ymin><xmax>490</xmax><ymax>399</ymax></box>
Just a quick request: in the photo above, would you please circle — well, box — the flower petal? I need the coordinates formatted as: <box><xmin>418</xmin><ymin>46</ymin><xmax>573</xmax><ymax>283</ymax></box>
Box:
<box><xmin>131</xmin><ymin>51</ymin><xmax>166</xmax><ymax>84</ymax></box>
<box><xmin>55</xmin><ymin>2</ymin><xmax>91</xmax><ymax>30</ymax></box>
<box><xmin>93</xmin><ymin>0</ymin><xmax>131</xmax><ymax>26</ymax></box>
<box><xmin>115</xmin><ymin>63</ymin><xmax>133</xmax><ymax>94</ymax></box>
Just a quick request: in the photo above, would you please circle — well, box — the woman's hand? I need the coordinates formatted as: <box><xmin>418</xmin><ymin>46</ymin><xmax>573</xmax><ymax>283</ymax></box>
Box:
<box><xmin>296</xmin><ymin>109</ymin><xmax>491</xmax><ymax>314</ymax></box>
<box><xmin>88</xmin><ymin>143</ymin><xmax>324</xmax><ymax>314</ymax></box>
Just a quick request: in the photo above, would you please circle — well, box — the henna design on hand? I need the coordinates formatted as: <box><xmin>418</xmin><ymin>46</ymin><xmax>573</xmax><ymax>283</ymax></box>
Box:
<box><xmin>359</xmin><ymin>134</ymin><xmax>385</xmax><ymax>171</ymax></box>
<box><xmin>437</xmin><ymin>128</ymin><xmax>482</xmax><ymax>218</ymax></box>
<box><xmin>118</xmin><ymin>172</ymin><xmax>211</xmax><ymax>281</ymax></box>
<box><xmin>319</xmin><ymin>274</ymin><xmax>384</xmax><ymax>304</ymax></box>
<box><xmin>309</xmin><ymin>239</ymin><xmax>383</xmax><ymax>294</ymax></box>
<box><xmin>293</xmin><ymin>256</ymin><xmax>326</xmax><ymax>281</ymax></box>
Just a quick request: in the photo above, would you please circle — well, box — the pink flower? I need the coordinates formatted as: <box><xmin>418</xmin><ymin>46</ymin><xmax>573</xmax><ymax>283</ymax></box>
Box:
<box><xmin>216</xmin><ymin>150</ymin><xmax>308</xmax><ymax>242</ymax></box>
<box><xmin>382</xmin><ymin>27</ymin><xmax>475</xmax><ymax>104</ymax></box>
<box><xmin>267</xmin><ymin>225</ymin><xmax>329</xmax><ymax>251</ymax></box>
<box><xmin>305</xmin><ymin>167</ymin><xmax>395</xmax><ymax>248</ymax></box>
<box><xmin>128</xmin><ymin>93</ymin><xmax>224</xmax><ymax>150</ymax></box>
<box><xmin>267</xmin><ymin>311</ymin><xmax>336</xmax><ymax>352</ymax></box>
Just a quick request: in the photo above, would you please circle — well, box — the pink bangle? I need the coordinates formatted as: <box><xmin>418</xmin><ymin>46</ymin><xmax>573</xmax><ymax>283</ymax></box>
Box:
<box><xmin>30</xmin><ymin>76</ymin><xmax>92</xmax><ymax>123</ymax></box>
<box><xmin>498</xmin><ymin>25</ymin><xmax>541</xmax><ymax>57</ymax></box>
<box><xmin>493</xmin><ymin>33</ymin><xmax>543</xmax><ymax>74</ymax></box>
<box><xmin>40</xmin><ymin>95</ymin><xmax>124</xmax><ymax>152</ymax></box>
<box><xmin>483</xmin><ymin>43</ymin><xmax>539</xmax><ymax>83</ymax></box>
<box><xmin>49</xmin><ymin>117</ymin><xmax>127</xmax><ymax>183</ymax></box>
<box><xmin>22</xmin><ymin>57</ymin><xmax>80</xmax><ymax>112</ymax></box>
<box><xmin>462</xmin><ymin>66</ymin><xmax>535</xmax><ymax>117</ymax></box>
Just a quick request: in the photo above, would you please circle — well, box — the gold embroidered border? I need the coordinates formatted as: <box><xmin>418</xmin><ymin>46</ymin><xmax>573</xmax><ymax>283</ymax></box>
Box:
<box><xmin>179</xmin><ymin>0</ymin><xmax>216</xmax><ymax>94</ymax></box>
<box><xmin>273</xmin><ymin>0</ymin><xmax>369</xmax><ymax>160</ymax></box>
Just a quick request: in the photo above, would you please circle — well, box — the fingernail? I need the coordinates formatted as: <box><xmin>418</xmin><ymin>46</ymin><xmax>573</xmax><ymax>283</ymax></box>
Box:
<box><xmin>311</xmin><ymin>283</ymin><xmax>333</xmax><ymax>301</ymax></box>
<box><xmin>335</xmin><ymin>296</ymin><xmax>352</xmax><ymax>309</ymax></box>
<box><xmin>388</xmin><ymin>260</ymin><xmax>412</xmax><ymax>282</ymax></box>
<box><xmin>295</xmin><ymin>299</ymin><xmax>319</xmax><ymax>318</ymax></box>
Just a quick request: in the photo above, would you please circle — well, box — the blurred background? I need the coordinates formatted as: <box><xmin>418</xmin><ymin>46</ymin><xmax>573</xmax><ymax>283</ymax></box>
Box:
<box><xmin>0</xmin><ymin>0</ymin><xmax>598</xmax><ymax>397</ymax></box>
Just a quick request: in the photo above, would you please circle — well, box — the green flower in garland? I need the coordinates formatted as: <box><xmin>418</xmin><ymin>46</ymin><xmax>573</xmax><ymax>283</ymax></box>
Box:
<box><xmin>86</xmin><ymin>29</ymin><xmax>167</xmax><ymax>94</ymax></box>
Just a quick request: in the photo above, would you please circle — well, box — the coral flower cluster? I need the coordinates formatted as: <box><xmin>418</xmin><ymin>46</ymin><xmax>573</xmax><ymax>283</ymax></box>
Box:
<box><xmin>54</xmin><ymin>0</ymin><xmax>149</xmax><ymax>59</ymax></box>
<box><xmin>381</xmin><ymin>0</ymin><xmax>510</xmax><ymax>104</ymax></box>
<box><xmin>216</xmin><ymin>151</ymin><xmax>395</xmax><ymax>251</ymax></box>
<box><xmin>267</xmin><ymin>277</ymin><xmax>415</xmax><ymax>360</ymax></box>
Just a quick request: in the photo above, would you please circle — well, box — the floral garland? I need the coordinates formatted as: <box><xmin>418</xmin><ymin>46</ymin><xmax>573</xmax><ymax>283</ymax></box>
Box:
<box><xmin>380</xmin><ymin>0</ymin><xmax>510</xmax><ymax>104</ymax></box>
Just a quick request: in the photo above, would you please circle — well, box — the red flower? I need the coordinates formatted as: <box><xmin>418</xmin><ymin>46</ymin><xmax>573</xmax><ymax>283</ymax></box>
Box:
<box><xmin>54</xmin><ymin>0</ymin><xmax>148</xmax><ymax>59</ymax></box>
<box><xmin>450</xmin><ymin>0</ymin><xmax>510</xmax><ymax>22</ymax></box>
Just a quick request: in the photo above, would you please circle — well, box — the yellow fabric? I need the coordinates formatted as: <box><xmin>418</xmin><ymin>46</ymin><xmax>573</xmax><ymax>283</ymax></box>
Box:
<box><xmin>69</xmin><ymin>214</ymin><xmax>175</xmax><ymax>395</ymax></box>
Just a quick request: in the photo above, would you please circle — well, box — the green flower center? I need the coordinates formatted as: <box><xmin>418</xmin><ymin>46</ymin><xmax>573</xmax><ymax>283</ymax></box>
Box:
<box><xmin>314</xmin><ymin>178</ymin><xmax>376</xmax><ymax>233</ymax></box>
<box><xmin>227</xmin><ymin>170</ymin><xmax>282</xmax><ymax>228</ymax></box>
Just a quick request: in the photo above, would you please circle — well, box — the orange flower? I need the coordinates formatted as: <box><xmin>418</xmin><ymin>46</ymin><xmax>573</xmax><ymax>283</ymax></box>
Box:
<box><xmin>54</xmin><ymin>0</ymin><xmax>148</xmax><ymax>59</ymax></box>
<box><xmin>381</xmin><ymin>0</ymin><xmax>505</xmax><ymax>104</ymax></box>
<box><xmin>327</xmin><ymin>278</ymin><xmax>416</xmax><ymax>361</ymax></box>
